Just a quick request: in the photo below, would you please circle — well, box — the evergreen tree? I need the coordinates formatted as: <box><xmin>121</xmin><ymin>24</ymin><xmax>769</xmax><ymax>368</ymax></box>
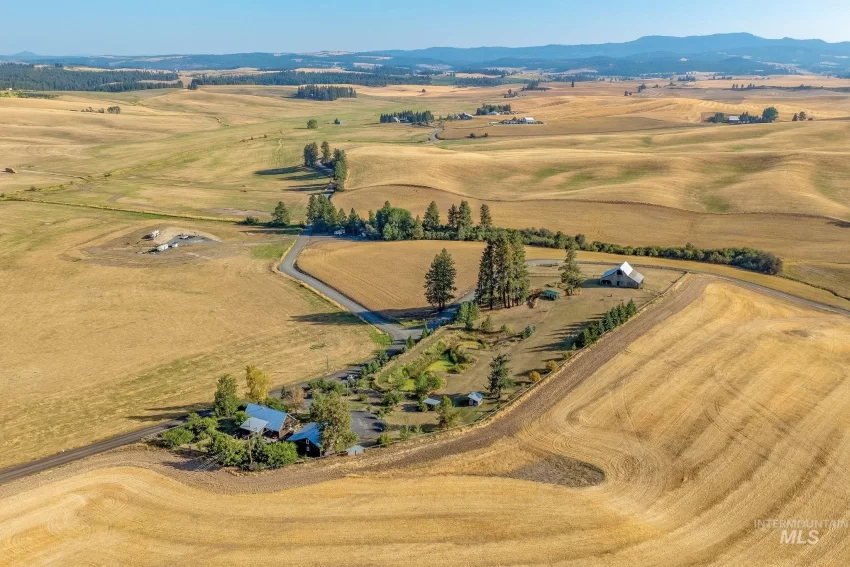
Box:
<box><xmin>487</xmin><ymin>353</ymin><xmax>513</xmax><ymax>400</ymax></box>
<box><xmin>447</xmin><ymin>204</ymin><xmax>459</xmax><ymax>230</ymax></box>
<box><xmin>271</xmin><ymin>201</ymin><xmax>290</xmax><ymax>226</ymax></box>
<box><xmin>303</xmin><ymin>142</ymin><xmax>319</xmax><ymax>167</ymax></box>
<box><xmin>412</xmin><ymin>215</ymin><xmax>425</xmax><ymax>239</ymax></box>
<box><xmin>321</xmin><ymin>141</ymin><xmax>332</xmax><ymax>163</ymax></box>
<box><xmin>347</xmin><ymin>208</ymin><xmax>362</xmax><ymax>233</ymax></box>
<box><xmin>559</xmin><ymin>246</ymin><xmax>584</xmax><ymax>295</ymax></box>
<box><xmin>476</xmin><ymin>237</ymin><xmax>497</xmax><ymax>309</ymax></box>
<box><xmin>458</xmin><ymin>200</ymin><xmax>473</xmax><ymax>230</ymax></box>
<box><xmin>626</xmin><ymin>299</ymin><xmax>637</xmax><ymax>317</ymax></box>
<box><xmin>479</xmin><ymin>203</ymin><xmax>493</xmax><ymax>229</ymax></box>
<box><xmin>509</xmin><ymin>231</ymin><xmax>530</xmax><ymax>306</ymax></box>
<box><xmin>423</xmin><ymin>201</ymin><xmax>441</xmax><ymax>231</ymax></box>
<box><xmin>424</xmin><ymin>248</ymin><xmax>457</xmax><ymax>310</ymax></box>
<box><xmin>437</xmin><ymin>396</ymin><xmax>460</xmax><ymax>428</ymax></box>
<box><xmin>332</xmin><ymin>149</ymin><xmax>348</xmax><ymax>190</ymax></box>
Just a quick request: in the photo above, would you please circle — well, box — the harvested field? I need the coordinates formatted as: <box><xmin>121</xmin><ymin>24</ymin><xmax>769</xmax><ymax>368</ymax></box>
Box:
<box><xmin>3</xmin><ymin>278</ymin><xmax>849</xmax><ymax>565</ymax></box>
<box><xmin>0</xmin><ymin>202</ymin><xmax>374</xmax><ymax>468</ymax></box>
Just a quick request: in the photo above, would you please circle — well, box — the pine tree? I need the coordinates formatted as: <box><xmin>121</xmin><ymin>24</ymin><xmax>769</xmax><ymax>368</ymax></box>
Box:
<box><xmin>271</xmin><ymin>201</ymin><xmax>290</xmax><ymax>226</ymax></box>
<box><xmin>488</xmin><ymin>353</ymin><xmax>513</xmax><ymax>400</ymax></box>
<box><xmin>492</xmin><ymin>231</ymin><xmax>514</xmax><ymax>308</ymax></box>
<box><xmin>423</xmin><ymin>201</ymin><xmax>441</xmax><ymax>231</ymax></box>
<box><xmin>424</xmin><ymin>248</ymin><xmax>457</xmax><ymax>310</ymax></box>
<box><xmin>626</xmin><ymin>299</ymin><xmax>637</xmax><ymax>317</ymax></box>
<box><xmin>476</xmin><ymin>238</ymin><xmax>496</xmax><ymax>309</ymax></box>
<box><xmin>447</xmin><ymin>204</ymin><xmax>459</xmax><ymax>230</ymax></box>
<box><xmin>412</xmin><ymin>215</ymin><xmax>425</xmax><ymax>239</ymax></box>
<box><xmin>479</xmin><ymin>203</ymin><xmax>493</xmax><ymax>228</ymax></box>
<box><xmin>321</xmin><ymin>141</ymin><xmax>332</xmax><ymax>163</ymax></box>
<box><xmin>303</xmin><ymin>142</ymin><xmax>319</xmax><ymax>167</ymax></box>
<box><xmin>458</xmin><ymin>200</ymin><xmax>473</xmax><ymax>230</ymax></box>
<box><xmin>559</xmin><ymin>246</ymin><xmax>584</xmax><ymax>295</ymax></box>
<box><xmin>347</xmin><ymin>208</ymin><xmax>362</xmax><ymax>233</ymax></box>
<box><xmin>509</xmin><ymin>231</ymin><xmax>530</xmax><ymax>306</ymax></box>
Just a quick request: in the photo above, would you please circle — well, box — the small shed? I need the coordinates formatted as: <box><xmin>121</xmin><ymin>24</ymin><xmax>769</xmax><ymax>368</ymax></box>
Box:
<box><xmin>423</xmin><ymin>397</ymin><xmax>441</xmax><ymax>410</ymax></box>
<box><xmin>345</xmin><ymin>445</ymin><xmax>365</xmax><ymax>456</ymax></box>
<box><xmin>468</xmin><ymin>392</ymin><xmax>484</xmax><ymax>407</ymax></box>
<box><xmin>600</xmin><ymin>262</ymin><xmax>644</xmax><ymax>289</ymax></box>
<box><xmin>288</xmin><ymin>422</ymin><xmax>323</xmax><ymax>457</ymax></box>
<box><xmin>542</xmin><ymin>289</ymin><xmax>560</xmax><ymax>300</ymax></box>
<box><xmin>245</xmin><ymin>403</ymin><xmax>297</xmax><ymax>439</ymax></box>
<box><xmin>239</xmin><ymin>417</ymin><xmax>268</xmax><ymax>435</ymax></box>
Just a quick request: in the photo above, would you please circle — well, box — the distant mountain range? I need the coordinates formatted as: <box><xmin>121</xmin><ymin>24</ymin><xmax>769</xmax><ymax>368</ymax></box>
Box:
<box><xmin>3</xmin><ymin>34</ymin><xmax>850</xmax><ymax>76</ymax></box>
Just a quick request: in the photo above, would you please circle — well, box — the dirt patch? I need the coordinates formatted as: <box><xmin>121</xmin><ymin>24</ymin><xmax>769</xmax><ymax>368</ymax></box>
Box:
<box><xmin>505</xmin><ymin>455</ymin><xmax>605</xmax><ymax>487</ymax></box>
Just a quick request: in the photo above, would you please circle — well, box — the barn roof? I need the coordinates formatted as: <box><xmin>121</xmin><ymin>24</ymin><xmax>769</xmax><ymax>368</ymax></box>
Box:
<box><xmin>288</xmin><ymin>422</ymin><xmax>322</xmax><ymax>446</ymax></box>
<box><xmin>240</xmin><ymin>417</ymin><xmax>268</xmax><ymax>434</ymax></box>
<box><xmin>245</xmin><ymin>403</ymin><xmax>289</xmax><ymax>433</ymax></box>
<box><xmin>601</xmin><ymin>261</ymin><xmax>644</xmax><ymax>283</ymax></box>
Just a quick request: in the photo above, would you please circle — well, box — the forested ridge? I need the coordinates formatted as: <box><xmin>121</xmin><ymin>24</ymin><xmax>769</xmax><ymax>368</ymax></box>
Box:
<box><xmin>190</xmin><ymin>70</ymin><xmax>430</xmax><ymax>88</ymax></box>
<box><xmin>0</xmin><ymin>64</ymin><xmax>181</xmax><ymax>91</ymax></box>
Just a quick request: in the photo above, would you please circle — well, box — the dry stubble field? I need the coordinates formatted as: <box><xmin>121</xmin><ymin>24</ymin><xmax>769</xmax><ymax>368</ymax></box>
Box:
<box><xmin>0</xmin><ymin>201</ymin><xmax>373</xmax><ymax>468</ymax></box>
<box><xmin>1</xmin><ymin>278</ymin><xmax>849</xmax><ymax>565</ymax></box>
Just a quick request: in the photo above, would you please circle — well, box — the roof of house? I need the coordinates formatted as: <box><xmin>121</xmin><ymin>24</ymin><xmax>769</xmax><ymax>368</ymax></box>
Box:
<box><xmin>601</xmin><ymin>261</ymin><xmax>644</xmax><ymax>284</ymax></box>
<box><xmin>468</xmin><ymin>392</ymin><xmax>484</xmax><ymax>402</ymax></box>
<box><xmin>244</xmin><ymin>403</ymin><xmax>290</xmax><ymax>433</ymax></box>
<box><xmin>424</xmin><ymin>397</ymin><xmax>442</xmax><ymax>406</ymax></box>
<box><xmin>240</xmin><ymin>417</ymin><xmax>268</xmax><ymax>434</ymax></box>
<box><xmin>288</xmin><ymin>422</ymin><xmax>322</xmax><ymax>445</ymax></box>
<box><xmin>727</xmin><ymin>115</ymin><xmax>740</xmax><ymax>120</ymax></box>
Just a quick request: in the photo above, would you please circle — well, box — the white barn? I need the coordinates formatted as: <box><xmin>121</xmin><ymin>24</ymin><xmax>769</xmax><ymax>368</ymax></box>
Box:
<box><xmin>600</xmin><ymin>262</ymin><xmax>644</xmax><ymax>289</ymax></box>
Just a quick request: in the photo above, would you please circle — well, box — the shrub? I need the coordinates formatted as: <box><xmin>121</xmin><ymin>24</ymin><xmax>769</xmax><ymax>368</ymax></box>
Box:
<box><xmin>522</xmin><ymin>325</ymin><xmax>536</xmax><ymax>339</ymax></box>
<box><xmin>418</xmin><ymin>401</ymin><xmax>428</xmax><ymax>412</ymax></box>
<box><xmin>160</xmin><ymin>426</ymin><xmax>193</xmax><ymax>448</ymax></box>
<box><xmin>243</xmin><ymin>216</ymin><xmax>260</xmax><ymax>225</ymax></box>
<box><xmin>381</xmin><ymin>390</ymin><xmax>402</xmax><ymax>407</ymax></box>
<box><xmin>233</xmin><ymin>410</ymin><xmax>249</xmax><ymax>425</ymax></box>
<box><xmin>208</xmin><ymin>432</ymin><xmax>247</xmax><ymax>466</ymax></box>
<box><xmin>500</xmin><ymin>324</ymin><xmax>511</xmax><ymax>334</ymax></box>
<box><xmin>307</xmin><ymin>119</ymin><xmax>318</xmax><ymax>129</ymax></box>
<box><xmin>405</xmin><ymin>336</ymin><xmax>416</xmax><ymax>350</ymax></box>
<box><xmin>261</xmin><ymin>442</ymin><xmax>298</xmax><ymax>468</ymax></box>
<box><xmin>528</xmin><ymin>370</ymin><xmax>542</xmax><ymax>383</ymax></box>
<box><xmin>399</xmin><ymin>425</ymin><xmax>412</xmax><ymax>441</ymax></box>
<box><xmin>480</xmin><ymin>316</ymin><xmax>493</xmax><ymax>332</ymax></box>
<box><xmin>378</xmin><ymin>432</ymin><xmax>392</xmax><ymax>447</ymax></box>
<box><xmin>546</xmin><ymin>360</ymin><xmax>559</xmax><ymax>373</ymax></box>
<box><xmin>186</xmin><ymin>413</ymin><xmax>218</xmax><ymax>440</ymax></box>
<box><xmin>263</xmin><ymin>397</ymin><xmax>287</xmax><ymax>411</ymax></box>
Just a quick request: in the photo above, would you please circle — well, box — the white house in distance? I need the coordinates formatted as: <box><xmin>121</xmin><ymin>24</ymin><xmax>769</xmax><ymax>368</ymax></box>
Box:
<box><xmin>521</xmin><ymin>116</ymin><xmax>536</xmax><ymax>124</ymax></box>
<box><xmin>726</xmin><ymin>115</ymin><xmax>741</xmax><ymax>124</ymax></box>
<box><xmin>600</xmin><ymin>261</ymin><xmax>644</xmax><ymax>289</ymax></box>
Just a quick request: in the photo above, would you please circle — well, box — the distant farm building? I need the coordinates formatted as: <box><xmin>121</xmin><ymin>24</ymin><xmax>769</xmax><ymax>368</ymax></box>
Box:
<box><xmin>468</xmin><ymin>392</ymin><xmax>484</xmax><ymax>406</ymax></box>
<box><xmin>600</xmin><ymin>262</ymin><xmax>644</xmax><ymax>289</ymax></box>
<box><xmin>243</xmin><ymin>403</ymin><xmax>297</xmax><ymax>439</ymax></box>
<box><xmin>521</xmin><ymin>117</ymin><xmax>536</xmax><ymax>124</ymax></box>
<box><xmin>726</xmin><ymin>115</ymin><xmax>741</xmax><ymax>124</ymax></box>
<box><xmin>541</xmin><ymin>289</ymin><xmax>560</xmax><ymax>300</ymax></box>
<box><xmin>288</xmin><ymin>422</ymin><xmax>323</xmax><ymax>457</ymax></box>
<box><xmin>460</xmin><ymin>112</ymin><xmax>474</xmax><ymax>120</ymax></box>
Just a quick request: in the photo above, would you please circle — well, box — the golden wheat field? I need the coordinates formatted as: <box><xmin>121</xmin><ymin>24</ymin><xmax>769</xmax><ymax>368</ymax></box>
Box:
<box><xmin>0</xmin><ymin>201</ymin><xmax>374</xmax><ymax>468</ymax></box>
<box><xmin>296</xmin><ymin>237</ymin><xmax>850</xmax><ymax>314</ymax></box>
<box><xmin>1</xmin><ymin>279</ymin><xmax>848</xmax><ymax>565</ymax></box>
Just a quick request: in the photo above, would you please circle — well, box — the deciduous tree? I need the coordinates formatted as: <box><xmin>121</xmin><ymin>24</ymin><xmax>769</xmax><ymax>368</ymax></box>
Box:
<box><xmin>213</xmin><ymin>375</ymin><xmax>239</xmax><ymax>417</ymax></box>
<box><xmin>309</xmin><ymin>391</ymin><xmax>358</xmax><ymax>454</ymax></box>
<box><xmin>245</xmin><ymin>365</ymin><xmax>271</xmax><ymax>403</ymax></box>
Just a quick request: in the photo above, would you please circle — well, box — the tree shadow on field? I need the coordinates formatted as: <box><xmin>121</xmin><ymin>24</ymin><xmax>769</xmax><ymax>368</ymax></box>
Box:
<box><xmin>255</xmin><ymin>166</ymin><xmax>328</xmax><ymax>182</ymax></box>
<box><xmin>129</xmin><ymin>403</ymin><xmax>209</xmax><ymax>423</ymax></box>
<box><xmin>527</xmin><ymin>320</ymin><xmax>591</xmax><ymax>354</ymax></box>
<box><xmin>828</xmin><ymin>219</ymin><xmax>850</xmax><ymax>228</ymax></box>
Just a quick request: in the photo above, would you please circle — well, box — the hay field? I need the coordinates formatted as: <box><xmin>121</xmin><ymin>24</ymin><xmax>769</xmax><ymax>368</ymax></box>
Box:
<box><xmin>0</xmin><ymin>202</ymin><xmax>374</xmax><ymax>468</ymax></box>
<box><xmin>2</xmin><ymin>280</ymin><xmax>849</xmax><ymax>565</ymax></box>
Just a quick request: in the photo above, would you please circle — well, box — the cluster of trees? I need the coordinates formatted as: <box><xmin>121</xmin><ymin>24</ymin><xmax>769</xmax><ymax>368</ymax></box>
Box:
<box><xmin>309</xmin><ymin>391</ymin><xmax>358</xmax><ymax>454</ymax></box>
<box><xmin>306</xmin><ymin>194</ymin><xmax>349</xmax><ymax>232</ymax></box>
<box><xmin>732</xmin><ymin>83</ymin><xmax>758</xmax><ymax>89</ymax></box>
<box><xmin>475</xmin><ymin>103</ymin><xmax>511</xmax><ymax>115</ymax></box>
<box><xmin>476</xmin><ymin>231</ymin><xmax>530</xmax><ymax>309</ymax></box>
<box><xmin>308</xmin><ymin>198</ymin><xmax>781</xmax><ymax>275</ymax></box>
<box><xmin>295</xmin><ymin>85</ymin><xmax>356</xmax><ymax>101</ymax></box>
<box><xmin>522</xmin><ymin>80</ymin><xmax>548</xmax><ymax>91</ymax></box>
<box><xmin>106</xmin><ymin>106</ymin><xmax>121</xmax><ymax>114</ymax></box>
<box><xmin>189</xmin><ymin>70</ymin><xmax>430</xmax><ymax>89</ymax></box>
<box><xmin>241</xmin><ymin>201</ymin><xmax>290</xmax><ymax>227</ymax></box>
<box><xmin>0</xmin><ymin>63</ymin><xmax>181</xmax><ymax>91</ymax></box>
<box><xmin>303</xmin><ymin>141</ymin><xmax>348</xmax><ymax>188</ymax></box>
<box><xmin>792</xmin><ymin>111</ymin><xmax>811</xmax><ymax>121</ymax></box>
<box><xmin>379</xmin><ymin>110</ymin><xmax>434</xmax><ymax>124</ymax></box>
<box><xmin>575</xmin><ymin>301</ymin><xmax>637</xmax><ymax>348</ymax></box>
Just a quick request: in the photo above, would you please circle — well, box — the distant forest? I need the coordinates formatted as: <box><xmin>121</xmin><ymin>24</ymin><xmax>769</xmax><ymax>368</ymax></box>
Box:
<box><xmin>0</xmin><ymin>64</ymin><xmax>181</xmax><ymax>91</ymax></box>
<box><xmin>190</xmin><ymin>70</ymin><xmax>430</xmax><ymax>88</ymax></box>
<box><xmin>295</xmin><ymin>85</ymin><xmax>356</xmax><ymax>101</ymax></box>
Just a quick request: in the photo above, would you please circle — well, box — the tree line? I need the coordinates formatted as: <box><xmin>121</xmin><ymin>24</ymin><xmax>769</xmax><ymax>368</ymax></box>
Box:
<box><xmin>189</xmin><ymin>70</ymin><xmax>430</xmax><ymax>88</ymax></box>
<box><xmin>0</xmin><ymin>63</ymin><xmax>181</xmax><ymax>91</ymax></box>
<box><xmin>303</xmin><ymin>141</ymin><xmax>348</xmax><ymax>189</ymax></box>
<box><xmin>706</xmin><ymin>107</ymin><xmax>779</xmax><ymax>123</ymax></box>
<box><xmin>305</xmin><ymin>197</ymin><xmax>781</xmax><ymax>275</ymax></box>
<box><xmin>379</xmin><ymin>110</ymin><xmax>435</xmax><ymax>124</ymax></box>
<box><xmin>575</xmin><ymin>301</ymin><xmax>637</xmax><ymax>348</ymax></box>
<box><xmin>476</xmin><ymin>103</ymin><xmax>511</xmax><ymax>115</ymax></box>
<box><xmin>295</xmin><ymin>85</ymin><xmax>356</xmax><ymax>101</ymax></box>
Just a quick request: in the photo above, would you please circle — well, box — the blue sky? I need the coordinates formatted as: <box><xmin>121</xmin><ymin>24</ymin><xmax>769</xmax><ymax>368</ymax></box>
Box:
<box><xmin>2</xmin><ymin>0</ymin><xmax>848</xmax><ymax>55</ymax></box>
